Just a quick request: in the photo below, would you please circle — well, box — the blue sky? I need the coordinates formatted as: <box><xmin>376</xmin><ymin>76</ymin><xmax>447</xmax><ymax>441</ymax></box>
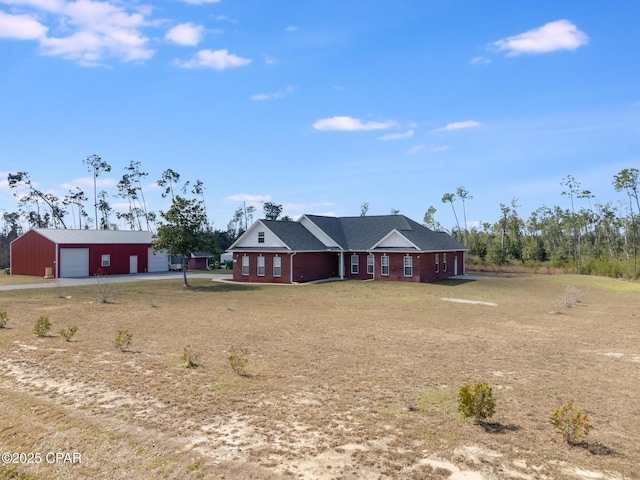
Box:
<box><xmin>1</xmin><ymin>0</ymin><xmax>639</xmax><ymax>232</ymax></box>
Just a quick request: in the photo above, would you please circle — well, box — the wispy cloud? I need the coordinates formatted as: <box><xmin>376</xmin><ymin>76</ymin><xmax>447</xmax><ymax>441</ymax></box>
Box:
<box><xmin>435</xmin><ymin>120</ymin><xmax>481</xmax><ymax>132</ymax></box>
<box><xmin>225</xmin><ymin>194</ymin><xmax>271</xmax><ymax>203</ymax></box>
<box><xmin>406</xmin><ymin>145</ymin><xmax>425</xmax><ymax>155</ymax></box>
<box><xmin>285</xmin><ymin>26</ymin><xmax>298</xmax><ymax>32</ymax></box>
<box><xmin>0</xmin><ymin>0</ymin><xmax>155</xmax><ymax>65</ymax></box>
<box><xmin>175</xmin><ymin>49</ymin><xmax>251</xmax><ymax>70</ymax></box>
<box><xmin>165</xmin><ymin>22</ymin><xmax>204</xmax><ymax>46</ymax></box>
<box><xmin>470</xmin><ymin>56</ymin><xmax>491</xmax><ymax>65</ymax></box>
<box><xmin>313</xmin><ymin>116</ymin><xmax>396</xmax><ymax>132</ymax></box>
<box><xmin>431</xmin><ymin>145</ymin><xmax>449</xmax><ymax>152</ymax></box>
<box><xmin>181</xmin><ymin>0</ymin><xmax>221</xmax><ymax>4</ymax></box>
<box><xmin>251</xmin><ymin>85</ymin><xmax>295</xmax><ymax>101</ymax></box>
<box><xmin>60</xmin><ymin>177</ymin><xmax>116</xmax><ymax>190</ymax></box>
<box><xmin>493</xmin><ymin>20</ymin><xmax>588</xmax><ymax>56</ymax></box>
<box><xmin>378</xmin><ymin>129</ymin><xmax>414</xmax><ymax>141</ymax></box>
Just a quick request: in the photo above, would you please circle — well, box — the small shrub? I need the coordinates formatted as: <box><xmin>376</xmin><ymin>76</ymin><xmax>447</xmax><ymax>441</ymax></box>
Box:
<box><xmin>59</xmin><ymin>325</ymin><xmax>78</xmax><ymax>342</ymax></box>
<box><xmin>181</xmin><ymin>345</ymin><xmax>199</xmax><ymax>369</ymax></box>
<box><xmin>553</xmin><ymin>285</ymin><xmax>583</xmax><ymax>313</ymax></box>
<box><xmin>33</xmin><ymin>315</ymin><xmax>52</xmax><ymax>337</ymax></box>
<box><xmin>228</xmin><ymin>345</ymin><xmax>249</xmax><ymax>376</ymax></box>
<box><xmin>114</xmin><ymin>329</ymin><xmax>133</xmax><ymax>352</ymax></box>
<box><xmin>458</xmin><ymin>382</ymin><xmax>496</xmax><ymax>423</ymax></box>
<box><xmin>550</xmin><ymin>402</ymin><xmax>593</xmax><ymax>445</ymax></box>
<box><xmin>95</xmin><ymin>271</ymin><xmax>117</xmax><ymax>304</ymax></box>
<box><xmin>0</xmin><ymin>311</ymin><xmax>7</xmax><ymax>329</ymax></box>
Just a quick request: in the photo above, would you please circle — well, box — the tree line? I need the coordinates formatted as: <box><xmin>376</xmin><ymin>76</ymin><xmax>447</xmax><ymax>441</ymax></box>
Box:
<box><xmin>424</xmin><ymin>169</ymin><xmax>640</xmax><ymax>279</ymax></box>
<box><xmin>0</xmin><ymin>155</ymin><xmax>291</xmax><ymax>268</ymax></box>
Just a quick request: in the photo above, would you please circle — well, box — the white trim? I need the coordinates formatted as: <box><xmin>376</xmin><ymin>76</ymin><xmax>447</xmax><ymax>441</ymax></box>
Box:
<box><xmin>381</xmin><ymin>254</ymin><xmax>389</xmax><ymax>276</ymax></box>
<box><xmin>351</xmin><ymin>254</ymin><xmax>359</xmax><ymax>274</ymax></box>
<box><xmin>228</xmin><ymin>220</ymin><xmax>292</xmax><ymax>250</ymax></box>
<box><xmin>298</xmin><ymin>215</ymin><xmax>342</xmax><ymax>247</ymax></box>
<box><xmin>371</xmin><ymin>229</ymin><xmax>421</xmax><ymax>250</ymax></box>
<box><xmin>404</xmin><ymin>255</ymin><xmax>413</xmax><ymax>277</ymax></box>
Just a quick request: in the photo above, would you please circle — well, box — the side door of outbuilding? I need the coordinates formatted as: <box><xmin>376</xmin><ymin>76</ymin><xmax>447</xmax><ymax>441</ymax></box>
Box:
<box><xmin>59</xmin><ymin>248</ymin><xmax>89</xmax><ymax>277</ymax></box>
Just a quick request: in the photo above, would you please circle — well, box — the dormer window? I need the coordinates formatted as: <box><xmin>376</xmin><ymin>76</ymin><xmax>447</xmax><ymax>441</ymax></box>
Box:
<box><xmin>258</xmin><ymin>232</ymin><xmax>265</xmax><ymax>243</ymax></box>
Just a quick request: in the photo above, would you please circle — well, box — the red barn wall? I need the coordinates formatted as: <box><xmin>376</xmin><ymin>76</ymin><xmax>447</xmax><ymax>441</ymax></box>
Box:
<box><xmin>87</xmin><ymin>243</ymin><xmax>150</xmax><ymax>275</ymax></box>
<box><xmin>10</xmin><ymin>230</ymin><xmax>56</xmax><ymax>277</ymax></box>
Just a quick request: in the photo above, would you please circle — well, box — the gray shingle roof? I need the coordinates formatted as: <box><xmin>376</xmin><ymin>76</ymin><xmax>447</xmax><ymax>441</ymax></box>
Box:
<box><xmin>305</xmin><ymin>215</ymin><xmax>466</xmax><ymax>252</ymax></box>
<box><xmin>258</xmin><ymin>220</ymin><xmax>330</xmax><ymax>251</ymax></box>
<box><xmin>29</xmin><ymin>229</ymin><xmax>154</xmax><ymax>245</ymax></box>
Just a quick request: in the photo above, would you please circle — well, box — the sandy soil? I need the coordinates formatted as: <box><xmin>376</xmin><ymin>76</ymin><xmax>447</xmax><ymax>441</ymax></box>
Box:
<box><xmin>0</xmin><ymin>273</ymin><xmax>638</xmax><ymax>479</ymax></box>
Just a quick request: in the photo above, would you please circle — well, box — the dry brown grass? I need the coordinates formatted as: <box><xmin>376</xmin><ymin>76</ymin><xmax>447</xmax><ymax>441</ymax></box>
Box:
<box><xmin>1</xmin><ymin>274</ymin><xmax>639</xmax><ymax>479</ymax></box>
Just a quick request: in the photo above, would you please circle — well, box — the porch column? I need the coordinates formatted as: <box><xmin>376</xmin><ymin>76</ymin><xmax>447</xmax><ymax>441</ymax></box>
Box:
<box><xmin>339</xmin><ymin>251</ymin><xmax>344</xmax><ymax>279</ymax></box>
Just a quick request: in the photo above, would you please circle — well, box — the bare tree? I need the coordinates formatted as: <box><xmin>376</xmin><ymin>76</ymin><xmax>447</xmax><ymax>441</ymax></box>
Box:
<box><xmin>83</xmin><ymin>155</ymin><xmax>111</xmax><ymax>230</ymax></box>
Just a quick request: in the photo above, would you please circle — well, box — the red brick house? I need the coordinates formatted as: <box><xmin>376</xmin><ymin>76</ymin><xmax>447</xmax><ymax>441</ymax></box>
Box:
<box><xmin>10</xmin><ymin>229</ymin><xmax>168</xmax><ymax>278</ymax></box>
<box><xmin>228</xmin><ymin>214</ymin><xmax>467</xmax><ymax>284</ymax></box>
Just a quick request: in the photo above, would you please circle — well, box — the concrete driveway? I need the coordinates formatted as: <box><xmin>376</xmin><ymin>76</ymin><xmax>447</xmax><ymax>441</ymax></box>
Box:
<box><xmin>0</xmin><ymin>272</ymin><xmax>233</xmax><ymax>291</ymax></box>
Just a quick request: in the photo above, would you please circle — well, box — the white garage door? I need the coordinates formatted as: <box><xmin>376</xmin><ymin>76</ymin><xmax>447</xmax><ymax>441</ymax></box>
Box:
<box><xmin>60</xmin><ymin>248</ymin><xmax>89</xmax><ymax>277</ymax></box>
<box><xmin>147</xmin><ymin>248</ymin><xmax>168</xmax><ymax>273</ymax></box>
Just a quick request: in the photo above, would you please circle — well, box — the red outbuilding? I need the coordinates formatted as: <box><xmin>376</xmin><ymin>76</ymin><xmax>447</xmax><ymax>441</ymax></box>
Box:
<box><xmin>10</xmin><ymin>229</ymin><xmax>168</xmax><ymax>278</ymax></box>
<box><xmin>228</xmin><ymin>214</ymin><xmax>467</xmax><ymax>284</ymax></box>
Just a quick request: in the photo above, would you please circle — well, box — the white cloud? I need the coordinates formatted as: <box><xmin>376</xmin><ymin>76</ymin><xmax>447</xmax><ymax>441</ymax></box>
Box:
<box><xmin>470</xmin><ymin>56</ymin><xmax>491</xmax><ymax>65</ymax></box>
<box><xmin>493</xmin><ymin>20</ymin><xmax>588</xmax><ymax>56</ymax></box>
<box><xmin>313</xmin><ymin>116</ymin><xmax>396</xmax><ymax>132</ymax></box>
<box><xmin>165</xmin><ymin>22</ymin><xmax>204</xmax><ymax>46</ymax></box>
<box><xmin>0</xmin><ymin>0</ymin><xmax>155</xmax><ymax>65</ymax></box>
<box><xmin>181</xmin><ymin>0</ymin><xmax>220</xmax><ymax>4</ymax></box>
<box><xmin>175</xmin><ymin>49</ymin><xmax>251</xmax><ymax>70</ymax></box>
<box><xmin>263</xmin><ymin>54</ymin><xmax>277</xmax><ymax>65</ymax></box>
<box><xmin>406</xmin><ymin>145</ymin><xmax>425</xmax><ymax>155</ymax></box>
<box><xmin>431</xmin><ymin>145</ymin><xmax>449</xmax><ymax>152</ymax></box>
<box><xmin>60</xmin><ymin>177</ymin><xmax>116</xmax><ymax>189</ymax></box>
<box><xmin>0</xmin><ymin>10</ymin><xmax>47</xmax><ymax>39</ymax></box>
<box><xmin>225</xmin><ymin>194</ymin><xmax>271</xmax><ymax>203</ymax></box>
<box><xmin>378</xmin><ymin>129</ymin><xmax>414</xmax><ymax>141</ymax></box>
<box><xmin>250</xmin><ymin>85</ymin><xmax>295</xmax><ymax>101</ymax></box>
<box><xmin>435</xmin><ymin>120</ymin><xmax>481</xmax><ymax>132</ymax></box>
<box><xmin>285</xmin><ymin>26</ymin><xmax>298</xmax><ymax>32</ymax></box>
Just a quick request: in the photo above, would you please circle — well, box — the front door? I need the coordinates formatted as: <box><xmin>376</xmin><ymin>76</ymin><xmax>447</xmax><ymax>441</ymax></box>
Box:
<box><xmin>129</xmin><ymin>255</ymin><xmax>138</xmax><ymax>274</ymax></box>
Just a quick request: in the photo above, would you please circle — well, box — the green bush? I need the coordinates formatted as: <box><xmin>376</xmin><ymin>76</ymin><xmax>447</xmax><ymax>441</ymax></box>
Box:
<box><xmin>114</xmin><ymin>329</ymin><xmax>133</xmax><ymax>352</ymax></box>
<box><xmin>0</xmin><ymin>311</ymin><xmax>7</xmax><ymax>329</ymax></box>
<box><xmin>33</xmin><ymin>315</ymin><xmax>52</xmax><ymax>337</ymax></box>
<box><xmin>59</xmin><ymin>325</ymin><xmax>78</xmax><ymax>342</ymax></box>
<box><xmin>458</xmin><ymin>382</ymin><xmax>496</xmax><ymax>423</ymax></box>
<box><xmin>550</xmin><ymin>403</ymin><xmax>593</xmax><ymax>445</ymax></box>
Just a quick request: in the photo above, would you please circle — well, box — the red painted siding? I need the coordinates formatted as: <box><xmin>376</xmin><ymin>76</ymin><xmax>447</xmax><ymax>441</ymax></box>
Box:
<box><xmin>232</xmin><ymin>250</ymin><xmax>465</xmax><ymax>284</ymax></box>
<box><xmin>79</xmin><ymin>243</ymin><xmax>151</xmax><ymax>276</ymax></box>
<box><xmin>10</xmin><ymin>230</ymin><xmax>56</xmax><ymax>277</ymax></box>
<box><xmin>11</xmin><ymin>230</ymin><xmax>155</xmax><ymax>277</ymax></box>
<box><xmin>189</xmin><ymin>258</ymin><xmax>208</xmax><ymax>270</ymax></box>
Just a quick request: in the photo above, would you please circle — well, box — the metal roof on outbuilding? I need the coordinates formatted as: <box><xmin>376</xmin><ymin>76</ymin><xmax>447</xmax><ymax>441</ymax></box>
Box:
<box><xmin>24</xmin><ymin>229</ymin><xmax>155</xmax><ymax>245</ymax></box>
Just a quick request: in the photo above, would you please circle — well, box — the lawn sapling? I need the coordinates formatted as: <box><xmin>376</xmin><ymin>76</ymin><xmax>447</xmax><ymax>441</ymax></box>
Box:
<box><xmin>33</xmin><ymin>315</ymin><xmax>52</xmax><ymax>337</ymax></box>
<box><xmin>114</xmin><ymin>329</ymin><xmax>133</xmax><ymax>352</ymax></box>
<box><xmin>458</xmin><ymin>382</ymin><xmax>496</xmax><ymax>424</ymax></box>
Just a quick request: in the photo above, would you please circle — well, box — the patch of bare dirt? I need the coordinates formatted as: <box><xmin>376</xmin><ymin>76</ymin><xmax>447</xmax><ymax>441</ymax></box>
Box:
<box><xmin>0</xmin><ymin>275</ymin><xmax>638</xmax><ymax>479</ymax></box>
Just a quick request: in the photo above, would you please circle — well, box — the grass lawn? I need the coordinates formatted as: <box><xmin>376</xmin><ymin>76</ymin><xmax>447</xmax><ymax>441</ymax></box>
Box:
<box><xmin>0</xmin><ymin>274</ymin><xmax>638</xmax><ymax>479</ymax></box>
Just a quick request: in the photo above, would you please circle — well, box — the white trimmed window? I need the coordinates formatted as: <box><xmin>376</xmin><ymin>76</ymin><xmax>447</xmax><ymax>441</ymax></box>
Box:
<box><xmin>351</xmin><ymin>254</ymin><xmax>359</xmax><ymax>274</ymax></box>
<box><xmin>381</xmin><ymin>255</ymin><xmax>389</xmax><ymax>276</ymax></box>
<box><xmin>443</xmin><ymin>253</ymin><xmax>447</xmax><ymax>272</ymax></box>
<box><xmin>367</xmin><ymin>254</ymin><xmax>374</xmax><ymax>275</ymax></box>
<box><xmin>435</xmin><ymin>253</ymin><xmax>439</xmax><ymax>273</ymax></box>
<box><xmin>273</xmin><ymin>256</ymin><xmax>281</xmax><ymax>277</ymax></box>
<box><xmin>404</xmin><ymin>256</ymin><xmax>413</xmax><ymax>277</ymax></box>
<box><xmin>258</xmin><ymin>232</ymin><xmax>265</xmax><ymax>243</ymax></box>
<box><xmin>257</xmin><ymin>256</ymin><xmax>265</xmax><ymax>276</ymax></box>
<box><xmin>101</xmin><ymin>254</ymin><xmax>110</xmax><ymax>267</ymax></box>
<box><xmin>242</xmin><ymin>256</ymin><xmax>249</xmax><ymax>275</ymax></box>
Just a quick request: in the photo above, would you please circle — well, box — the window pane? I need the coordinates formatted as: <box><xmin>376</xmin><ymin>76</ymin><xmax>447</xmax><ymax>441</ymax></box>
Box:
<box><xmin>242</xmin><ymin>256</ymin><xmax>249</xmax><ymax>275</ymax></box>
<box><xmin>273</xmin><ymin>256</ymin><xmax>281</xmax><ymax>277</ymax></box>
<box><xmin>257</xmin><ymin>256</ymin><xmax>265</xmax><ymax>276</ymax></box>
<box><xmin>351</xmin><ymin>255</ymin><xmax>359</xmax><ymax>274</ymax></box>
<box><xmin>367</xmin><ymin>255</ymin><xmax>374</xmax><ymax>274</ymax></box>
